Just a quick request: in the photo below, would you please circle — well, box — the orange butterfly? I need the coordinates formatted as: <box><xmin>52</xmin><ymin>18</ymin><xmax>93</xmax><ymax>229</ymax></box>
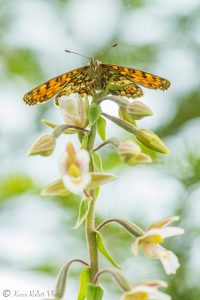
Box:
<box><xmin>23</xmin><ymin>47</ymin><xmax>170</xmax><ymax>106</ymax></box>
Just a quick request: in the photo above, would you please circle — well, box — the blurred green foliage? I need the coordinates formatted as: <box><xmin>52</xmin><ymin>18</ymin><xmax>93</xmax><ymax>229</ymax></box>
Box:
<box><xmin>0</xmin><ymin>175</ymin><xmax>35</xmax><ymax>203</ymax></box>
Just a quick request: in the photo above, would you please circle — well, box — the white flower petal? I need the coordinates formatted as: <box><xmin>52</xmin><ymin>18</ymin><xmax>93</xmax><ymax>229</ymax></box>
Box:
<box><xmin>81</xmin><ymin>172</ymin><xmax>91</xmax><ymax>187</ymax></box>
<box><xmin>140</xmin><ymin>280</ymin><xmax>168</xmax><ymax>289</ymax></box>
<box><xmin>148</xmin><ymin>290</ymin><xmax>171</xmax><ymax>300</ymax></box>
<box><xmin>132</xmin><ymin>238</ymin><xmax>141</xmax><ymax>256</ymax></box>
<box><xmin>158</xmin><ymin>246</ymin><xmax>180</xmax><ymax>275</ymax></box>
<box><xmin>132</xmin><ymin>229</ymin><xmax>163</xmax><ymax>257</ymax></box>
<box><xmin>130</xmin><ymin>285</ymin><xmax>157</xmax><ymax>294</ymax></box>
<box><xmin>159</xmin><ymin>227</ymin><xmax>184</xmax><ymax>239</ymax></box>
<box><xmin>76</xmin><ymin>149</ymin><xmax>90</xmax><ymax>172</ymax></box>
<box><xmin>140</xmin><ymin>228</ymin><xmax>163</xmax><ymax>238</ymax></box>
<box><xmin>148</xmin><ymin>216</ymin><xmax>180</xmax><ymax>229</ymax></box>
<box><xmin>58</xmin><ymin>152</ymin><xmax>68</xmax><ymax>175</ymax></box>
<box><xmin>142</xmin><ymin>243</ymin><xmax>161</xmax><ymax>259</ymax></box>
<box><xmin>124</xmin><ymin>285</ymin><xmax>171</xmax><ymax>300</ymax></box>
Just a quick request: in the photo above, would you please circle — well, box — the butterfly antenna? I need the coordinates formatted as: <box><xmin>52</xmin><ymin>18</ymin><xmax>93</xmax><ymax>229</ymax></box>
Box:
<box><xmin>65</xmin><ymin>49</ymin><xmax>91</xmax><ymax>60</ymax></box>
<box><xmin>95</xmin><ymin>43</ymin><xmax>118</xmax><ymax>59</ymax></box>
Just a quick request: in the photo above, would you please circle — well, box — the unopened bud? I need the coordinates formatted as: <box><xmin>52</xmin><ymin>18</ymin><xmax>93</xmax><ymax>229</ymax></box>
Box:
<box><xmin>126</xmin><ymin>101</ymin><xmax>153</xmax><ymax>120</ymax></box>
<box><xmin>118</xmin><ymin>140</ymin><xmax>141</xmax><ymax>158</ymax></box>
<box><xmin>135</xmin><ymin>129</ymin><xmax>169</xmax><ymax>154</ymax></box>
<box><xmin>27</xmin><ymin>134</ymin><xmax>56</xmax><ymax>156</ymax></box>
<box><xmin>118</xmin><ymin>107</ymin><xmax>136</xmax><ymax>125</ymax></box>
<box><xmin>118</xmin><ymin>140</ymin><xmax>152</xmax><ymax>165</ymax></box>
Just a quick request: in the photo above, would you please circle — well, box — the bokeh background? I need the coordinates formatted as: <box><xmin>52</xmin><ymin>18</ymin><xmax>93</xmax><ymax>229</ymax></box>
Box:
<box><xmin>1</xmin><ymin>0</ymin><xmax>200</xmax><ymax>299</ymax></box>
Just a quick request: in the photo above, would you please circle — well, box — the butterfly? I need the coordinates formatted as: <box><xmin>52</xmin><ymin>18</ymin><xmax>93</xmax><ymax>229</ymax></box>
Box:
<box><xmin>23</xmin><ymin>57</ymin><xmax>171</xmax><ymax>106</ymax></box>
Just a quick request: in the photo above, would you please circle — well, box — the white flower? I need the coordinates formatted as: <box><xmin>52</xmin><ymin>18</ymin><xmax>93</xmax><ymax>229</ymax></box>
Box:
<box><xmin>121</xmin><ymin>280</ymin><xmax>171</xmax><ymax>300</ymax></box>
<box><xmin>58</xmin><ymin>93</ymin><xmax>88</xmax><ymax>129</ymax></box>
<box><xmin>132</xmin><ymin>216</ymin><xmax>184</xmax><ymax>275</ymax></box>
<box><xmin>59</xmin><ymin>143</ymin><xmax>91</xmax><ymax>195</ymax></box>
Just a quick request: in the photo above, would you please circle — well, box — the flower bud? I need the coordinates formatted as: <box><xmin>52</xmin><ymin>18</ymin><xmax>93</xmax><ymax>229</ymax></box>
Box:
<box><xmin>135</xmin><ymin>129</ymin><xmax>169</xmax><ymax>154</ymax></box>
<box><xmin>118</xmin><ymin>140</ymin><xmax>152</xmax><ymax>165</ymax></box>
<box><xmin>118</xmin><ymin>107</ymin><xmax>136</xmax><ymax>125</ymax></box>
<box><xmin>126</xmin><ymin>101</ymin><xmax>153</xmax><ymax>120</ymax></box>
<box><xmin>57</xmin><ymin>93</ymin><xmax>88</xmax><ymax>131</ymax></box>
<box><xmin>27</xmin><ymin>134</ymin><xmax>56</xmax><ymax>156</ymax></box>
<box><xmin>118</xmin><ymin>141</ymin><xmax>141</xmax><ymax>158</ymax></box>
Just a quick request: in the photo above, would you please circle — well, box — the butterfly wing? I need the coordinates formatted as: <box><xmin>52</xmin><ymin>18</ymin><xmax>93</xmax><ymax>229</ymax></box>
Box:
<box><xmin>54</xmin><ymin>69</ymin><xmax>96</xmax><ymax>105</ymax></box>
<box><xmin>23</xmin><ymin>66</ymin><xmax>89</xmax><ymax>105</ymax></box>
<box><xmin>110</xmin><ymin>83</ymin><xmax>144</xmax><ymax>98</ymax></box>
<box><xmin>100</xmin><ymin>65</ymin><xmax>143</xmax><ymax>98</ymax></box>
<box><xmin>101</xmin><ymin>64</ymin><xmax>171</xmax><ymax>91</ymax></box>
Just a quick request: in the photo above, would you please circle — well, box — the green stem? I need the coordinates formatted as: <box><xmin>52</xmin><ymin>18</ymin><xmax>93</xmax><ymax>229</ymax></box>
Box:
<box><xmin>93</xmin><ymin>268</ymin><xmax>131</xmax><ymax>292</ymax></box>
<box><xmin>93</xmin><ymin>138</ymin><xmax>120</xmax><ymax>152</ymax></box>
<box><xmin>86</xmin><ymin>123</ymin><xmax>99</xmax><ymax>282</ymax></box>
<box><xmin>102</xmin><ymin>112</ymin><xmax>137</xmax><ymax>134</ymax></box>
<box><xmin>86</xmin><ymin>195</ymin><xmax>99</xmax><ymax>282</ymax></box>
<box><xmin>87</xmin><ymin>124</ymin><xmax>97</xmax><ymax>151</ymax></box>
<box><xmin>96</xmin><ymin>218</ymin><xmax>144</xmax><ymax>237</ymax></box>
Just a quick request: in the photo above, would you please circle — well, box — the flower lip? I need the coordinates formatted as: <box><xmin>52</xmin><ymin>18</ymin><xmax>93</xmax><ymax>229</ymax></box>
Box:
<box><xmin>59</xmin><ymin>143</ymin><xmax>91</xmax><ymax>195</ymax></box>
<box><xmin>158</xmin><ymin>246</ymin><xmax>180</xmax><ymax>275</ymax></box>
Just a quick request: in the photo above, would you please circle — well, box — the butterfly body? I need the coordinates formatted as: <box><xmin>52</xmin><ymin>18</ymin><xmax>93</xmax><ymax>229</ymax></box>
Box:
<box><xmin>23</xmin><ymin>58</ymin><xmax>171</xmax><ymax>106</ymax></box>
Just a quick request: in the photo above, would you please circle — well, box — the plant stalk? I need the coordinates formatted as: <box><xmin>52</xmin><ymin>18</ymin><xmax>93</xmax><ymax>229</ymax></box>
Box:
<box><xmin>86</xmin><ymin>123</ymin><xmax>99</xmax><ymax>282</ymax></box>
<box><xmin>86</xmin><ymin>195</ymin><xmax>99</xmax><ymax>282</ymax></box>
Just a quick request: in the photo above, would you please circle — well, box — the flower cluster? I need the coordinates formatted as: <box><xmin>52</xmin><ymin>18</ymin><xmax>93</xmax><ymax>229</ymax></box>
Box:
<box><xmin>27</xmin><ymin>89</ymin><xmax>183</xmax><ymax>300</ymax></box>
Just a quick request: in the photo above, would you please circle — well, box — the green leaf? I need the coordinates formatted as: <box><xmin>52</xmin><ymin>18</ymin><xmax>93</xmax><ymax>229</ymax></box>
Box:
<box><xmin>93</xmin><ymin>187</ymin><xmax>100</xmax><ymax>200</ymax></box>
<box><xmin>95</xmin><ymin>231</ymin><xmax>122</xmax><ymax>269</ymax></box>
<box><xmin>81</xmin><ymin>132</ymin><xmax>89</xmax><ymax>149</ymax></box>
<box><xmin>74</xmin><ymin>198</ymin><xmax>92</xmax><ymax>229</ymax></box>
<box><xmin>77</xmin><ymin>267</ymin><xmax>90</xmax><ymax>300</ymax></box>
<box><xmin>90</xmin><ymin>151</ymin><xmax>103</xmax><ymax>172</ymax></box>
<box><xmin>86</xmin><ymin>284</ymin><xmax>104</xmax><ymax>300</ymax></box>
<box><xmin>42</xmin><ymin>118</ymin><xmax>57</xmax><ymax>128</ymax></box>
<box><xmin>89</xmin><ymin>103</ymin><xmax>101</xmax><ymax>126</ymax></box>
<box><xmin>108</xmin><ymin>83</ymin><xmax>131</xmax><ymax>91</ymax></box>
<box><xmin>97</xmin><ymin>116</ymin><xmax>106</xmax><ymax>141</ymax></box>
<box><xmin>104</xmin><ymin>74</ymin><xmax>117</xmax><ymax>95</ymax></box>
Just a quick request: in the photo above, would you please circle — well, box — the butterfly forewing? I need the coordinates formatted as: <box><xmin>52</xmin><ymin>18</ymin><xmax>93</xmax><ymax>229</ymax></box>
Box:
<box><xmin>54</xmin><ymin>69</ymin><xmax>96</xmax><ymax>105</ymax></box>
<box><xmin>23</xmin><ymin>66</ymin><xmax>89</xmax><ymax>105</ymax></box>
<box><xmin>101</xmin><ymin>64</ymin><xmax>171</xmax><ymax>91</ymax></box>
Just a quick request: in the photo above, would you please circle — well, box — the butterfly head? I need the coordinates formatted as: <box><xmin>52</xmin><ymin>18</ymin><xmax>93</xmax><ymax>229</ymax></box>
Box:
<box><xmin>90</xmin><ymin>58</ymin><xmax>101</xmax><ymax>72</ymax></box>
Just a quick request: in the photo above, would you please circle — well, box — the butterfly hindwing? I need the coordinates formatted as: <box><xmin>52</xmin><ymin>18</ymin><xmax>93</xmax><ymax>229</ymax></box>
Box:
<box><xmin>110</xmin><ymin>83</ymin><xmax>144</xmax><ymax>98</ymax></box>
<box><xmin>99</xmin><ymin>65</ymin><xmax>143</xmax><ymax>98</ymax></box>
<box><xmin>23</xmin><ymin>66</ymin><xmax>89</xmax><ymax>106</ymax></box>
<box><xmin>101</xmin><ymin>64</ymin><xmax>171</xmax><ymax>91</ymax></box>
